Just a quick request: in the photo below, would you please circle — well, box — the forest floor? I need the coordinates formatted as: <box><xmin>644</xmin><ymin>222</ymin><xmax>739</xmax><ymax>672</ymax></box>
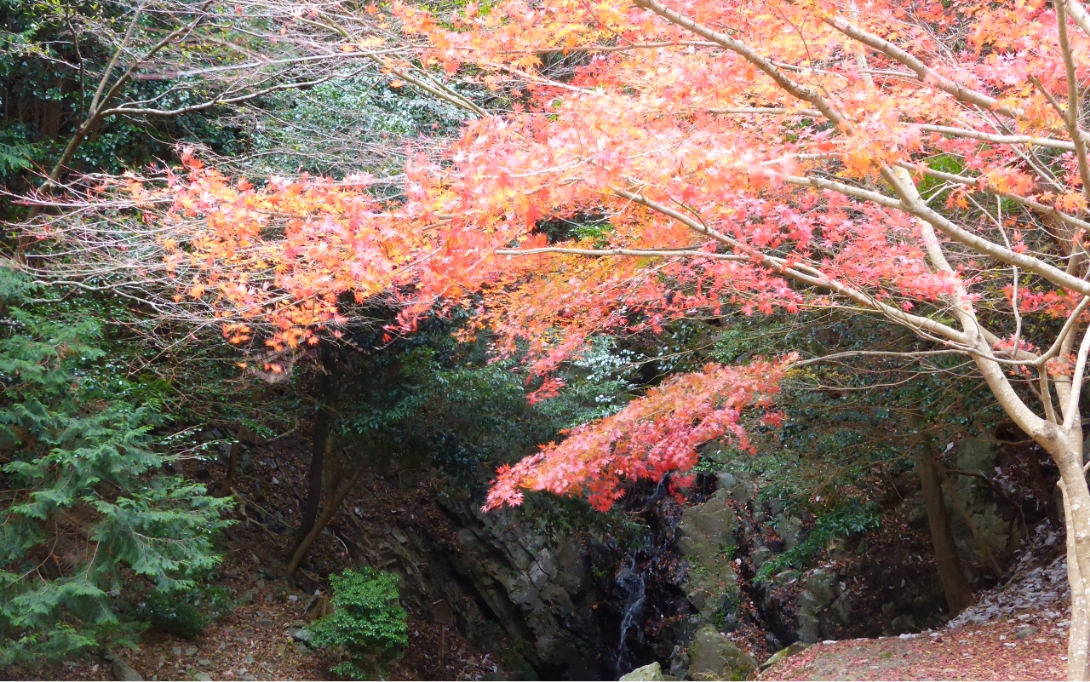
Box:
<box><xmin>763</xmin><ymin>537</ymin><xmax>1070</xmax><ymax>681</ymax></box>
<box><xmin>759</xmin><ymin>615</ymin><xmax>1066</xmax><ymax>681</ymax></box>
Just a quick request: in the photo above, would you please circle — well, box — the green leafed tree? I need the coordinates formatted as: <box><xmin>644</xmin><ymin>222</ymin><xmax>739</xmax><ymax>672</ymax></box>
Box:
<box><xmin>0</xmin><ymin>268</ymin><xmax>232</xmax><ymax>666</ymax></box>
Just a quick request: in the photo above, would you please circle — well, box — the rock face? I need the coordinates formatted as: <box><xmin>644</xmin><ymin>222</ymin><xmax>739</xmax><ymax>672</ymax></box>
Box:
<box><xmin>687</xmin><ymin>625</ymin><xmax>758</xmax><ymax>681</ymax></box>
<box><xmin>619</xmin><ymin>661</ymin><xmax>665</xmax><ymax>681</ymax></box>
<box><xmin>678</xmin><ymin>489</ymin><xmax>742</xmax><ymax>622</ymax></box>
<box><xmin>442</xmin><ymin>500</ymin><xmax>599</xmax><ymax>678</ymax></box>
<box><xmin>796</xmin><ymin>569</ymin><xmax>840</xmax><ymax>643</ymax></box>
<box><xmin>946</xmin><ymin>438</ymin><xmax>1020</xmax><ymax>567</ymax></box>
<box><xmin>342</xmin><ymin>482</ymin><xmax>610</xmax><ymax>680</ymax></box>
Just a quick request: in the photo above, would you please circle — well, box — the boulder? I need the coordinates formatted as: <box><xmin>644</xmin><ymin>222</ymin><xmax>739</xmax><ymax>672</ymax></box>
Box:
<box><xmin>796</xmin><ymin>591</ymin><xmax>823</xmax><ymax>644</ymax></box>
<box><xmin>775</xmin><ymin>517</ymin><xmax>803</xmax><ymax>550</ymax></box>
<box><xmin>751</xmin><ymin>546</ymin><xmax>772</xmax><ymax>568</ymax></box>
<box><xmin>111</xmin><ymin>658</ymin><xmax>143</xmax><ymax>681</ymax></box>
<box><xmin>759</xmin><ymin>642</ymin><xmax>809</xmax><ymax>672</ymax></box>
<box><xmin>620</xmin><ymin>662</ymin><xmax>666</xmax><ymax>681</ymax></box>
<box><xmin>669</xmin><ymin>645</ymin><xmax>690</xmax><ymax>679</ymax></box>
<box><xmin>688</xmin><ymin>625</ymin><xmax>758</xmax><ymax>681</ymax></box>
<box><xmin>805</xmin><ymin>569</ymin><xmax>839</xmax><ymax>607</ymax></box>
<box><xmin>890</xmin><ymin>614</ymin><xmax>919</xmax><ymax>634</ymax></box>
<box><xmin>678</xmin><ymin>489</ymin><xmax>742</xmax><ymax>621</ymax></box>
<box><xmin>773</xmin><ymin>570</ymin><xmax>798</xmax><ymax>586</ymax></box>
<box><xmin>829</xmin><ymin>592</ymin><xmax>854</xmax><ymax>626</ymax></box>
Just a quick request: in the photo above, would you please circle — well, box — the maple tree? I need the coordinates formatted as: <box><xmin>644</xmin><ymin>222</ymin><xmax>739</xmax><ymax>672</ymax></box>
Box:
<box><xmin>384</xmin><ymin>0</ymin><xmax>1090</xmax><ymax>677</ymax></box>
<box><xmin>27</xmin><ymin>0</ymin><xmax>1090</xmax><ymax>675</ymax></box>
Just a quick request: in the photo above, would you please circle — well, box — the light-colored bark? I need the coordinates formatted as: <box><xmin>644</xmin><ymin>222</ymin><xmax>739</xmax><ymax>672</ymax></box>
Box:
<box><xmin>1057</xmin><ymin>448</ymin><xmax>1090</xmax><ymax>680</ymax></box>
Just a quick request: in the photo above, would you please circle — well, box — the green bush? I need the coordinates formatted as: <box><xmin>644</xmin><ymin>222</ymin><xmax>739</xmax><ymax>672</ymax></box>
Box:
<box><xmin>756</xmin><ymin>501</ymin><xmax>881</xmax><ymax>582</ymax></box>
<box><xmin>136</xmin><ymin>585</ymin><xmax>235</xmax><ymax>639</ymax></box>
<box><xmin>311</xmin><ymin>568</ymin><xmax>409</xmax><ymax>680</ymax></box>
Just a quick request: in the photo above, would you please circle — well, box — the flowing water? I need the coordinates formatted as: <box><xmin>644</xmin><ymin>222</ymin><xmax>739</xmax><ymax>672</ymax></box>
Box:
<box><xmin>614</xmin><ymin>555</ymin><xmax>647</xmax><ymax>675</ymax></box>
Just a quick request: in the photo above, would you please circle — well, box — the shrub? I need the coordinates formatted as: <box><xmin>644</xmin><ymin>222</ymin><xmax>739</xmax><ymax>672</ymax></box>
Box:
<box><xmin>136</xmin><ymin>585</ymin><xmax>235</xmax><ymax>639</ymax></box>
<box><xmin>311</xmin><ymin>568</ymin><xmax>409</xmax><ymax>680</ymax></box>
<box><xmin>756</xmin><ymin>501</ymin><xmax>881</xmax><ymax>582</ymax></box>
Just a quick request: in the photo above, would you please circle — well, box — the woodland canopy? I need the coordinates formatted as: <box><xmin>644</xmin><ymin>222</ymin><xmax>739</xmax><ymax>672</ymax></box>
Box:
<box><xmin>5</xmin><ymin>0</ymin><xmax>1090</xmax><ymax>680</ymax></box>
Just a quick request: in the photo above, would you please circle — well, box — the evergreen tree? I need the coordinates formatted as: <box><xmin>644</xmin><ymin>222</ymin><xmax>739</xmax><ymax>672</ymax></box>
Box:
<box><xmin>0</xmin><ymin>269</ymin><xmax>232</xmax><ymax>666</ymax></box>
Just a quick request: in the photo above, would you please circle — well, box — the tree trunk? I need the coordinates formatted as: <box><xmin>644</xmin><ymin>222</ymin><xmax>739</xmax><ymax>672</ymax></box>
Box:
<box><xmin>216</xmin><ymin>424</ymin><xmax>250</xmax><ymax>497</ymax></box>
<box><xmin>906</xmin><ymin>407</ymin><xmax>975</xmax><ymax>614</ymax></box>
<box><xmin>286</xmin><ymin>465</ymin><xmax>365</xmax><ymax>575</ymax></box>
<box><xmin>289</xmin><ymin>357</ymin><xmax>339</xmax><ymax>560</ymax></box>
<box><xmin>916</xmin><ymin>448</ymin><xmax>975</xmax><ymax>615</ymax></box>
<box><xmin>1056</xmin><ymin>445</ymin><xmax>1090</xmax><ymax>681</ymax></box>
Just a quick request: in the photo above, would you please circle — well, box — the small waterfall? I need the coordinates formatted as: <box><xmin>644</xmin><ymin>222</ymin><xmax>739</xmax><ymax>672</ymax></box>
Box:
<box><xmin>614</xmin><ymin>555</ymin><xmax>647</xmax><ymax>675</ymax></box>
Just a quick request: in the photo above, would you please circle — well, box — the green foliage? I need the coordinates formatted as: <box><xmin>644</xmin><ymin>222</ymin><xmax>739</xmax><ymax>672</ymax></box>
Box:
<box><xmin>755</xmin><ymin>501</ymin><xmax>881</xmax><ymax>582</ymax></box>
<box><xmin>311</xmin><ymin>568</ymin><xmax>409</xmax><ymax>680</ymax></box>
<box><xmin>0</xmin><ymin>139</ymin><xmax>36</xmax><ymax>174</ymax></box>
<box><xmin>135</xmin><ymin>585</ymin><xmax>234</xmax><ymax>640</ymax></box>
<box><xmin>333</xmin><ymin>320</ymin><xmax>632</xmax><ymax>489</ymax></box>
<box><xmin>242</xmin><ymin>74</ymin><xmax>473</xmax><ymax>180</ymax></box>
<box><xmin>0</xmin><ymin>268</ymin><xmax>233</xmax><ymax>667</ymax></box>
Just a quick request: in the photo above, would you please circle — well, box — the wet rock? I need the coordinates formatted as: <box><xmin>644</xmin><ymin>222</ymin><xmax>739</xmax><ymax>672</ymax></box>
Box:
<box><xmin>554</xmin><ymin>536</ymin><xmax>589</xmax><ymax>599</ymax></box>
<box><xmin>111</xmin><ymin>658</ymin><xmax>143</xmax><ymax>681</ymax></box>
<box><xmin>669</xmin><ymin>645</ymin><xmax>690</xmax><ymax>679</ymax></box>
<box><xmin>620</xmin><ymin>661</ymin><xmax>665</xmax><ymax>680</ymax></box>
<box><xmin>688</xmin><ymin>625</ymin><xmax>757</xmax><ymax>681</ymax></box>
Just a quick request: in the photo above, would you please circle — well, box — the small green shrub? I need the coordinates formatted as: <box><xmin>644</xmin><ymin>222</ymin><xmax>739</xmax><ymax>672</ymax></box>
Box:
<box><xmin>756</xmin><ymin>501</ymin><xmax>880</xmax><ymax>582</ymax></box>
<box><xmin>311</xmin><ymin>568</ymin><xmax>409</xmax><ymax>680</ymax></box>
<box><xmin>136</xmin><ymin>585</ymin><xmax>235</xmax><ymax>639</ymax></box>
